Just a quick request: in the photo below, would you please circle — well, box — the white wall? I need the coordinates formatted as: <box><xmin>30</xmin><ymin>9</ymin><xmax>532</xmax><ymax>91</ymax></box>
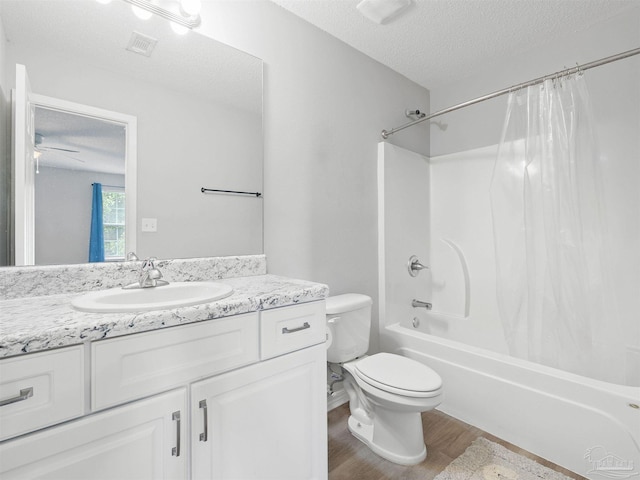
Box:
<box><xmin>4</xmin><ymin>42</ymin><xmax>263</xmax><ymax>262</ymax></box>
<box><xmin>196</xmin><ymin>2</ymin><xmax>430</xmax><ymax>350</ymax></box>
<box><xmin>35</xmin><ymin>168</ymin><xmax>124</xmax><ymax>265</ymax></box>
<box><xmin>424</xmin><ymin>9</ymin><xmax>639</xmax><ymax>380</ymax></box>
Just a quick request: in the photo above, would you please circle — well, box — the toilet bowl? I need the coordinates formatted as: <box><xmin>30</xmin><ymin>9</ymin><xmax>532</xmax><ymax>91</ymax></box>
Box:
<box><xmin>326</xmin><ymin>294</ymin><xmax>443</xmax><ymax>465</ymax></box>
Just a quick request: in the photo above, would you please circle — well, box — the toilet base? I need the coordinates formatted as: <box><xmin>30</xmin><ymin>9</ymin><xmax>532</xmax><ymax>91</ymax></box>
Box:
<box><xmin>347</xmin><ymin>415</ymin><xmax>427</xmax><ymax>466</ymax></box>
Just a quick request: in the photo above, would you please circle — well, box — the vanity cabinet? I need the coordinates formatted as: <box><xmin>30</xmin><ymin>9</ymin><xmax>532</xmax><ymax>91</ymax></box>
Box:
<box><xmin>0</xmin><ymin>301</ymin><xmax>327</xmax><ymax>480</ymax></box>
<box><xmin>0</xmin><ymin>388</ymin><xmax>187</xmax><ymax>479</ymax></box>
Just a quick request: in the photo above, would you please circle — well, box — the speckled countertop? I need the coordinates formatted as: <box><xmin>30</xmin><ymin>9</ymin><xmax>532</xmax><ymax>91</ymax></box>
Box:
<box><xmin>0</xmin><ymin>256</ymin><xmax>329</xmax><ymax>359</ymax></box>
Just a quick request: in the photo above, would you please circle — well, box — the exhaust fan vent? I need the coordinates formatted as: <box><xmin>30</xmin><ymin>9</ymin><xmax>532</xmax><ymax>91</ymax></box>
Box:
<box><xmin>126</xmin><ymin>31</ymin><xmax>158</xmax><ymax>57</ymax></box>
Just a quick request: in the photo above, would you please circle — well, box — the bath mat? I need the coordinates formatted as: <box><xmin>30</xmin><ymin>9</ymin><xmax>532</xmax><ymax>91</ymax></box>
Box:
<box><xmin>434</xmin><ymin>437</ymin><xmax>574</xmax><ymax>480</ymax></box>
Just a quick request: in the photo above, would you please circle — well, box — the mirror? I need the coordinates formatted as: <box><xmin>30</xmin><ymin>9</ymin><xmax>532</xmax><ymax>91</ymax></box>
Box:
<box><xmin>0</xmin><ymin>0</ymin><xmax>263</xmax><ymax>266</ymax></box>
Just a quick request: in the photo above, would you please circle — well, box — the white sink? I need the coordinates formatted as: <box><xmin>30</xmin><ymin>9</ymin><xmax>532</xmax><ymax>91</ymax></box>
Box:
<box><xmin>71</xmin><ymin>282</ymin><xmax>234</xmax><ymax>313</ymax></box>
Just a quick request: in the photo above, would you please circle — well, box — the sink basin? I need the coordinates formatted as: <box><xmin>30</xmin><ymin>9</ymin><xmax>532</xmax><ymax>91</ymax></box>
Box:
<box><xmin>71</xmin><ymin>282</ymin><xmax>234</xmax><ymax>313</ymax></box>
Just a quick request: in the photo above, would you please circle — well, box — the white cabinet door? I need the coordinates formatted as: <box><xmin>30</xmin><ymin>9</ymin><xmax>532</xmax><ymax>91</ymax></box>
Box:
<box><xmin>191</xmin><ymin>343</ymin><xmax>327</xmax><ymax>480</ymax></box>
<box><xmin>0</xmin><ymin>388</ymin><xmax>187</xmax><ymax>479</ymax></box>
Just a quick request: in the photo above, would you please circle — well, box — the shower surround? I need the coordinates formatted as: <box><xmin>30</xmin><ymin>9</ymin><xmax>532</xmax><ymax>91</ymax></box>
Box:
<box><xmin>377</xmin><ymin>142</ymin><xmax>640</xmax><ymax>478</ymax></box>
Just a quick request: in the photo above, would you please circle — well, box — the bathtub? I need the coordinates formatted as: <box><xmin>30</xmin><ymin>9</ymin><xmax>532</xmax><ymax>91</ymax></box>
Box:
<box><xmin>381</xmin><ymin>323</ymin><xmax>640</xmax><ymax>479</ymax></box>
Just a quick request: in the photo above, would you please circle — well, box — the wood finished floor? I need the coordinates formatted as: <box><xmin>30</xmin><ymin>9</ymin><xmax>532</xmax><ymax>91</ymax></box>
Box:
<box><xmin>328</xmin><ymin>404</ymin><xmax>585</xmax><ymax>480</ymax></box>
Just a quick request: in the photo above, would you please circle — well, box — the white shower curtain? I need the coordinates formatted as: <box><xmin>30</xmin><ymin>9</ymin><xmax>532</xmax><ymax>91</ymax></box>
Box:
<box><xmin>490</xmin><ymin>74</ymin><xmax>624</xmax><ymax>383</ymax></box>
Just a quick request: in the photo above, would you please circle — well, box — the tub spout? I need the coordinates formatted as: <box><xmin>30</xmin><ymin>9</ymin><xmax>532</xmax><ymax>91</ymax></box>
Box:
<box><xmin>412</xmin><ymin>299</ymin><xmax>432</xmax><ymax>310</ymax></box>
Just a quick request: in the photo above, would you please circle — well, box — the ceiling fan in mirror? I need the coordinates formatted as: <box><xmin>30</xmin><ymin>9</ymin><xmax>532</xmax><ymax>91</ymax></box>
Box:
<box><xmin>34</xmin><ymin>132</ymin><xmax>84</xmax><ymax>173</ymax></box>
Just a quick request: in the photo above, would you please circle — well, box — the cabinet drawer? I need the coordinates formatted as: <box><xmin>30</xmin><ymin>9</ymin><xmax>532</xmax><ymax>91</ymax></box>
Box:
<box><xmin>0</xmin><ymin>346</ymin><xmax>85</xmax><ymax>441</ymax></box>
<box><xmin>260</xmin><ymin>301</ymin><xmax>326</xmax><ymax>360</ymax></box>
<box><xmin>92</xmin><ymin>313</ymin><xmax>259</xmax><ymax>410</ymax></box>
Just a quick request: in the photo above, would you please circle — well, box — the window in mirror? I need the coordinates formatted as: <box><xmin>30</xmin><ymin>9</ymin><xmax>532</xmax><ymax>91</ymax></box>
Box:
<box><xmin>103</xmin><ymin>187</ymin><xmax>126</xmax><ymax>261</ymax></box>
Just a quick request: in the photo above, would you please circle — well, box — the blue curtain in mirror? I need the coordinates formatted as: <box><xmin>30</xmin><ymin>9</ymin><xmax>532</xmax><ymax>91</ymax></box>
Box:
<box><xmin>89</xmin><ymin>183</ymin><xmax>105</xmax><ymax>262</ymax></box>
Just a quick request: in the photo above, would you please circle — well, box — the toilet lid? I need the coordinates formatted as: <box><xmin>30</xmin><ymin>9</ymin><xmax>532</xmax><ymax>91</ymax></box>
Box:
<box><xmin>354</xmin><ymin>353</ymin><xmax>442</xmax><ymax>396</ymax></box>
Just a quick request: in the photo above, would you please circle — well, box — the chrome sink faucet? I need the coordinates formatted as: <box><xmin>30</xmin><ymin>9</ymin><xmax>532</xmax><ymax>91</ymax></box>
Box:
<box><xmin>138</xmin><ymin>257</ymin><xmax>166</xmax><ymax>288</ymax></box>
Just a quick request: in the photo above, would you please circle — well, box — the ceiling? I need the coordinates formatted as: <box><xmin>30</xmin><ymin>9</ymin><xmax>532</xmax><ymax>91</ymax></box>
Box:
<box><xmin>270</xmin><ymin>0</ymin><xmax>639</xmax><ymax>91</ymax></box>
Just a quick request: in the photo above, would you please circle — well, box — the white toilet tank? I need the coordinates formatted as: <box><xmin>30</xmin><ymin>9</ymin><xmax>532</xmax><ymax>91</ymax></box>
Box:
<box><xmin>326</xmin><ymin>293</ymin><xmax>372</xmax><ymax>363</ymax></box>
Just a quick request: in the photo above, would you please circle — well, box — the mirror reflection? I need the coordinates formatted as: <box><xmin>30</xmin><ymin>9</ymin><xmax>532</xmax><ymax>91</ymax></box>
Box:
<box><xmin>35</xmin><ymin>106</ymin><xmax>127</xmax><ymax>265</ymax></box>
<box><xmin>0</xmin><ymin>0</ymin><xmax>263</xmax><ymax>266</ymax></box>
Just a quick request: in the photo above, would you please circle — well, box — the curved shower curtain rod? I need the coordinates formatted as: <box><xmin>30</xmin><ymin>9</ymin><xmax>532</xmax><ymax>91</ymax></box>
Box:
<box><xmin>381</xmin><ymin>47</ymin><xmax>640</xmax><ymax>139</ymax></box>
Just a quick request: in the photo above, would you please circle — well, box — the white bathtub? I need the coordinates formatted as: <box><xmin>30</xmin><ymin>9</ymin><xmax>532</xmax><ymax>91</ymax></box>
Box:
<box><xmin>381</xmin><ymin>323</ymin><xmax>640</xmax><ymax>479</ymax></box>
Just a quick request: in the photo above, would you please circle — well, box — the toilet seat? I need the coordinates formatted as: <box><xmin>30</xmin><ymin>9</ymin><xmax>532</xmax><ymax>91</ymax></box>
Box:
<box><xmin>353</xmin><ymin>353</ymin><xmax>442</xmax><ymax>398</ymax></box>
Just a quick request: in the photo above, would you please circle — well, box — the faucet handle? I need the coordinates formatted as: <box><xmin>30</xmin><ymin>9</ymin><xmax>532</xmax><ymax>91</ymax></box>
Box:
<box><xmin>142</xmin><ymin>257</ymin><xmax>157</xmax><ymax>269</ymax></box>
<box><xmin>408</xmin><ymin>255</ymin><xmax>429</xmax><ymax>277</ymax></box>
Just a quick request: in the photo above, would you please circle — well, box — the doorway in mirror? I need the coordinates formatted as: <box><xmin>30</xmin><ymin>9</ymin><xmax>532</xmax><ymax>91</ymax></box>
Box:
<box><xmin>12</xmin><ymin>64</ymin><xmax>137</xmax><ymax>266</ymax></box>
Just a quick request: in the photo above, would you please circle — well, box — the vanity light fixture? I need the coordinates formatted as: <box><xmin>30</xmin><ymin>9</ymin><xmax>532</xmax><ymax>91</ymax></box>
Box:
<box><xmin>179</xmin><ymin>0</ymin><xmax>201</xmax><ymax>17</ymax></box>
<box><xmin>121</xmin><ymin>0</ymin><xmax>201</xmax><ymax>30</ymax></box>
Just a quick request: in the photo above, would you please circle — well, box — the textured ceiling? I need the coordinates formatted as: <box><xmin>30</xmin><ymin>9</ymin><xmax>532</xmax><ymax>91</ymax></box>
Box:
<box><xmin>270</xmin><ymin>0</ymin><xmax>639</xmax><ymax>90</ymax></box>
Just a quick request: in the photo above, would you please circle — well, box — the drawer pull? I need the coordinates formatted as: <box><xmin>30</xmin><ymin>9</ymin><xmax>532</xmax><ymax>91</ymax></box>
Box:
<box><xmin>0</xmin><ymin>387</ymin><xmax>34</xmax><ymax>407</ymax></box>
<box><xmin>282</xmin><ymin>322</ymin><xmax>311</xmax><ymax>334</ymax></box>
<box><xmin>171</xmin><ymin>411</ymin><xmax>181</xmax><ymax>457</ymax></box>
<box><xmin>199</xmin><ymin>399</ymin><xmax>208</xmax><ymax>442</ymax></box>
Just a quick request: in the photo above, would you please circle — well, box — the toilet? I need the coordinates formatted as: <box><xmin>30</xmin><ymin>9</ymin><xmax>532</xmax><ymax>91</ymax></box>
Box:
<box><xmin>326</xmin><ymin>293</ymin><xmax>443</xmax><ymax>466</ymax></box>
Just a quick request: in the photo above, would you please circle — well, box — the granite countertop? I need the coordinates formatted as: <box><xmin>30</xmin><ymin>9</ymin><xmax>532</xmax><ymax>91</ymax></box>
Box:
<box><xmin>0</xmin><ymin>274</ymin><xmax>329</xmax><ymax>359</ymax></box>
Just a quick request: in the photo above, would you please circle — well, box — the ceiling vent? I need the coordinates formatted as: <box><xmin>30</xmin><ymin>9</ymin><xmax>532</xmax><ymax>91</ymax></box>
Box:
<box><xmin>357</xmin><ymin>0</ymin><xmax>411</xmax><ymax>24</ymax></box>
<box><xmin>126</xmin><ymin>31</ymin><xmax>158</xmax><ymax>57</ymax></box>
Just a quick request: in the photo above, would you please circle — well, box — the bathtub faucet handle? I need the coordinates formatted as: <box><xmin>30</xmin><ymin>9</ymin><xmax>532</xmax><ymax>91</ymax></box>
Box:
<box><xmin>412</xmin><ymin>299</ymin><xmax>432</xmax><ymax>310</ymax></box>
<box><xmin>408</xmin><ymin>255</ymin><xmax>429</xmax><ymax>277</ymax></box>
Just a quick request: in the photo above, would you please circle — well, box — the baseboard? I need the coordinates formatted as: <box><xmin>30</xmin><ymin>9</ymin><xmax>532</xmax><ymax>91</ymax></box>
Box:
<box><xmin>327</xmin><ymin>390</ymin><xmax>348</xmax><ymax>411</ymax></box>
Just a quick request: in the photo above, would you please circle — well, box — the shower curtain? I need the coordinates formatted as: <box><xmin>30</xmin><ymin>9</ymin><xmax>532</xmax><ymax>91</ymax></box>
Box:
<box><xmin>489</xmin><ymin>74</ymin><xmax>623</xmax><ymax>384</ymax></box>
